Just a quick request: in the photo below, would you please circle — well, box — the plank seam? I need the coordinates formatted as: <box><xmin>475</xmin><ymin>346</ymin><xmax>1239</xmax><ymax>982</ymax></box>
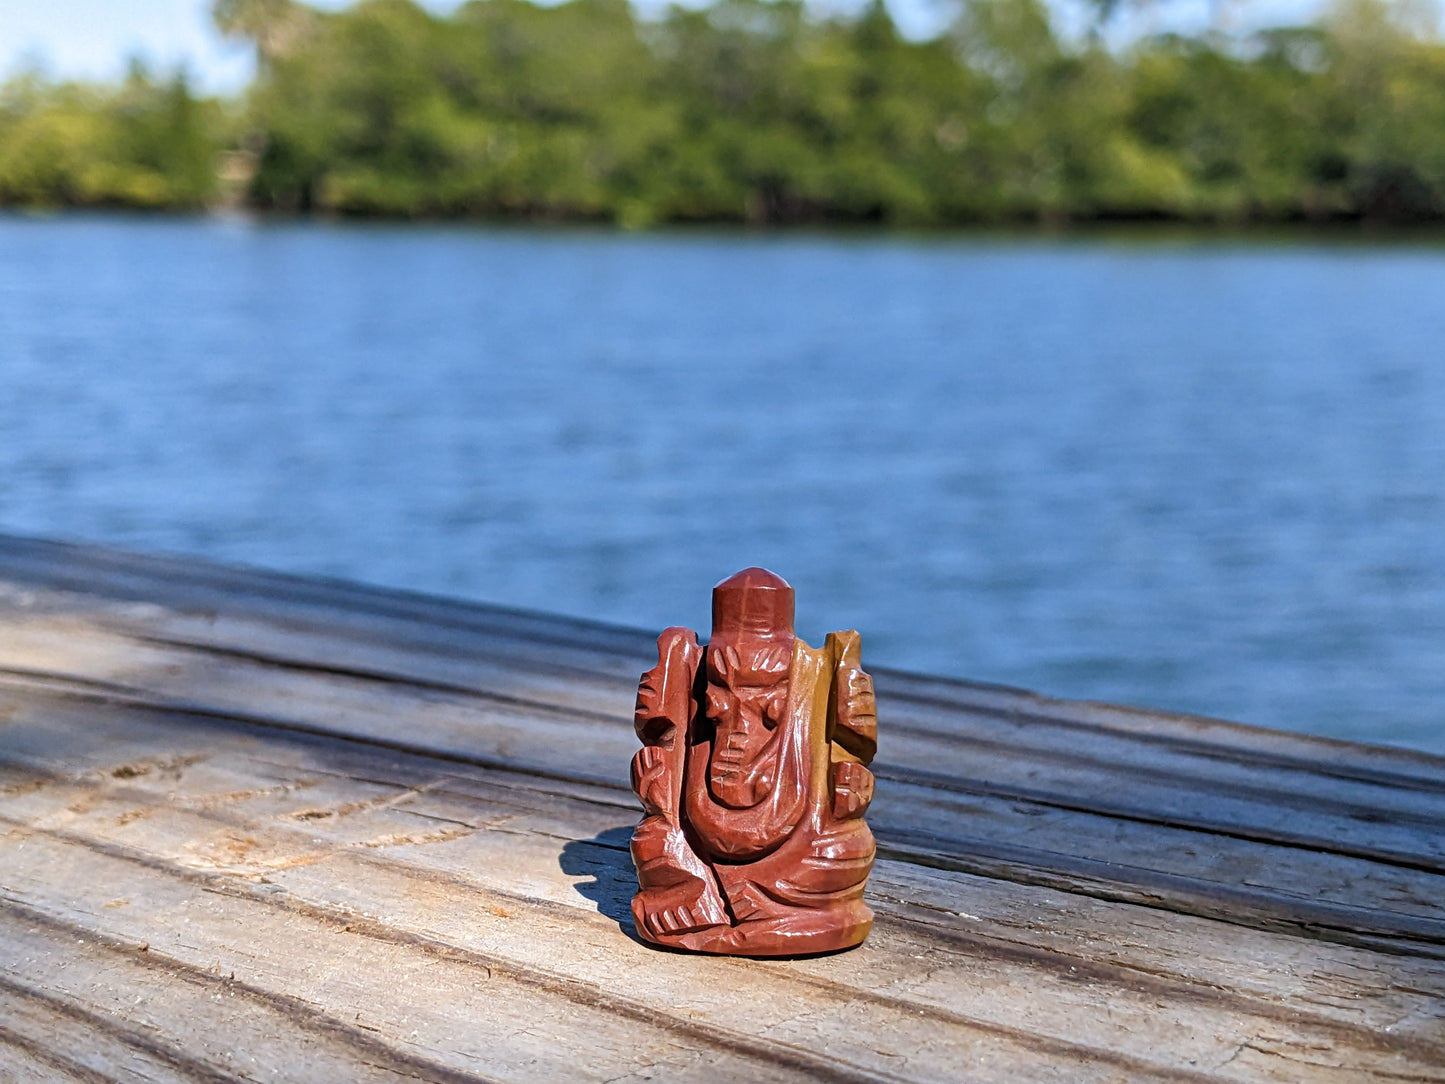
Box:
<box><xmin>3</xmin><ymin>681</ymin><xmax>1442</xmax><ymax>955</ymax></box>
<box><xmin>0</xmin><ymin>816</ymin><xmax>1279</xmax><ymax>1084</ymax></box>
<box><xmin>0</xmin><ymin>898</ymin><xmax>503</xmax><ymax>1084</ymax></box>
<box><xmin>7</xmin><ymin>761</ymin><xmax>1443</xmax><ymax>1068</ymax></box>
<box><xmin>5</xmin><ymin>531</ymin><xmax>1443</xmax><ymax>783</ymax></box>
<box><xmin>0</xmin><ymin>969</ymin><xmax>248</xmax><ymax>1084</ymax></box>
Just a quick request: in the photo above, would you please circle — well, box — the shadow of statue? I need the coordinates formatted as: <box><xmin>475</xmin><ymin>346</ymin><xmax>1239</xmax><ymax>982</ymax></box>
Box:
<box><xmin>558</xmin><ymin>824</ymin><xmax>642</xmax><ymax>940</ymax></box>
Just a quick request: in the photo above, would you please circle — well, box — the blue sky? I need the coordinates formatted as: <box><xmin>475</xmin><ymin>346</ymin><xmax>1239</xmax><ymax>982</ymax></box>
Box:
<box><xmin>3</xmin><ymin>0</ymin><xmax>251</xmax><ymax>90</ymax></box>
<box><xmin>2</xmin><ymin>0</ymin><xmax>1325</xmax><ymax>94</ymax></box>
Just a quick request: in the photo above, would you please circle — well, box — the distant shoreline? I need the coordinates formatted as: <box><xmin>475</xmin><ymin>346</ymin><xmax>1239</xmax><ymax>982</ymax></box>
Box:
<box><xmin>4</xmin><ymin>0</ymin><xmax>1444</xmax><ymax>229</ymax></box>
<box><xmin>7</xmin><ymin>206</ymin><xmax>1445</xmax><ymax>244</ymax></box>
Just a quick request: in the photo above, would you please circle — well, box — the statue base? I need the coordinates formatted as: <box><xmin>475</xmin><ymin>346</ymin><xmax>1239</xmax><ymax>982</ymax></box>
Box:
<box><xmin>634</xmin><ymin>899</ymin><xmax>874</xmax><ymax>957</ymax></box>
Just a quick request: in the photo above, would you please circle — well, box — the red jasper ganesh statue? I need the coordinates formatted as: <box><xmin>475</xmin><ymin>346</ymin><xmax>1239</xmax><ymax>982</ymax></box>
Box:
<box><xmin>629</xmin><ymin>568</ymin><xmax>878</xmax><ymax>955</ymax></box>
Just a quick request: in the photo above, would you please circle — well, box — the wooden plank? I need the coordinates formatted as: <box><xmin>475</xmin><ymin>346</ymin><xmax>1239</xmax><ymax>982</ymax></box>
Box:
<box><xmin>0</xmin><ymin>732</ymin><xmax>1187</xmax><ymax>1082</ymax></box>
<box><xmin>13</xmin><ymin>593</ymin><xmax>1444</xmax><ymax>813</ymax></box>
<box><xmin>10</xmin><ymin>689</ymin><xmax>1438</xmax><ymax>1030</ymax></box>
<box><xmin>3</xmin><ymin>609</ymin><xmax>1444</xmax><ymax>955</ymax></box>
<box><xmin>1</xmin><ymin>687</ymin><xmax>1442</xmax><ymax>1082</ymax></box>
<box><xmin>0</xmin><ymin>1003</ymin><xmax>126</xmax><ymax>1084</ymax></box>
<box><xmin>3</xmin><ymin>534</ymin><xmax>1445</xmax><ymax>1081</ymax></box>
<box><xmin>4</xmin><ymin>608</ymin><xmax>1441</xmax><ymax>891</ymax></box>
<box><xmin>3</xmin><ymin>531</ymin><xmax>1442</xmax><ymax>783</ymax></box>
<box><xmin>0</xmin><ymin>916</ymin><xmax>467</xmax><ymax>1084</ymax></box>
<box><xmin>3</xmin><ymin>541</ymin><xmax>1442</xmax><ymax>816</ymax></box>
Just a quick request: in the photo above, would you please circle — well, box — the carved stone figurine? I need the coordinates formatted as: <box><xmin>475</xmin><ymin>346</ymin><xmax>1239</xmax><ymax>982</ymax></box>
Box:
<box><xmin>630</xmin><ymin>568</ymin><xmax>878</xmax><ymax>955</ymax></box>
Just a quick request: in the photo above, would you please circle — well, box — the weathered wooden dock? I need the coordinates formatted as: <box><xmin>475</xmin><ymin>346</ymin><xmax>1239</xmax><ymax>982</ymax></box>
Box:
<box><xmin>0</xmin><ymin>534</ymin><xmax>1441</xmax><ymax>1082</ymax></box>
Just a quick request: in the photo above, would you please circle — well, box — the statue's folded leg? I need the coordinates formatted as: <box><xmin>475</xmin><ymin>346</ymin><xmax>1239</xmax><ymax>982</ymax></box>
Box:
<box><xmin>659</xmin><ymin>830</ymin><xmax>875</xmax><ymax>955</ymax></box>
<box><xmin>663</xmin><ymin>895</ymin><xmax>873</xmax><ymax>956</ymax></box>
<box><xmin>629</xmin><ymin>815</ymin><xmax>728</xmax><ymax>939</ymax></box>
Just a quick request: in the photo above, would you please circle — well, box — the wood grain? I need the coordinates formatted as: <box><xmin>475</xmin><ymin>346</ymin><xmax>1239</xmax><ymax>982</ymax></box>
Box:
<box><xmin>1</xmin><ymin>534</ymin><xmax>1442</xmax><ymax>1081</ymax></box>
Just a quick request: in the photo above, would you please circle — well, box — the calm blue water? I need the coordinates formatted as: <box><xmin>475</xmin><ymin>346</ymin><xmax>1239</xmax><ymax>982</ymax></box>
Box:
<box><xmin>2</xmin><ymin>214</ymin><xmax>1443</xmax><ymax>753</ymax></box>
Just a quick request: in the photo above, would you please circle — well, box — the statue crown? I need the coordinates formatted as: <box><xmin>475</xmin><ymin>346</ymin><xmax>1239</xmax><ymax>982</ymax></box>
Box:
<box><xmin>711</xmin><ymin>567</ymin><xmax>795</xmax><ymax>643</ymax></box>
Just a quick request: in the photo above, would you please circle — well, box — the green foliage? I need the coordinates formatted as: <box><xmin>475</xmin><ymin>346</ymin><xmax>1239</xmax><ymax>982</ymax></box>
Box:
<box><xmin>0</xmin><ymin>63</ymin><xmax>226</xmax><ymax>209</ymax></box>
<box><xmin>3</xmin><ymin>0</ymin><xmax>1445</xmax><ymax>223</ymax></box>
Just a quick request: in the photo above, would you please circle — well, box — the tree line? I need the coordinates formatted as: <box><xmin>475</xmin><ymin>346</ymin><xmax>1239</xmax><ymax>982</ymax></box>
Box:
<box><xmin>2</xmin><ymin>0</ymin><xmax>1443</xmax><ymax>225</ymax></box>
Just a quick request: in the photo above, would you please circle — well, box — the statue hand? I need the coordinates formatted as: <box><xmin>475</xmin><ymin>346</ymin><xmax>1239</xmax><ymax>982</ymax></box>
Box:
<box><xmin>832</xmin><ymin>761</ymin><xmax>875</xmax><ymax>820</ymax></box>
<box><xmin>631</xmin><ymin>745</ymin><xmax>672</xmax><ymax>817</ymax></box>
